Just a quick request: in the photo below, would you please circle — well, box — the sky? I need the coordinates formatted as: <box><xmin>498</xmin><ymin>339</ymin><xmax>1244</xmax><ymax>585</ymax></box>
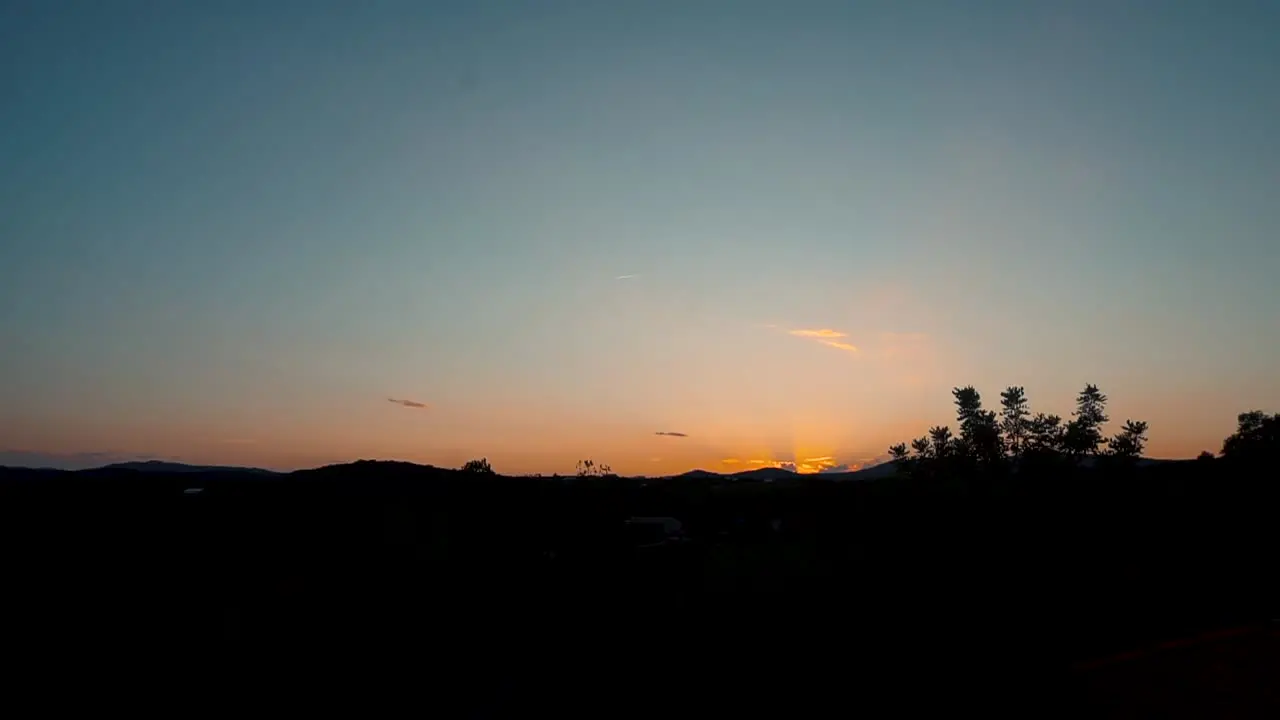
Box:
<box><xmin>2</xmin><ymin>0</ymin><xmax>1278</xmax><ymax>474</ymax></box>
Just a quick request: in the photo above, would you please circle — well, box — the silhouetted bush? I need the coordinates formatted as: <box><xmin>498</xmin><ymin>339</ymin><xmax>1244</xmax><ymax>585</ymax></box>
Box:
<box><xmin>460</xmin><ymin>457</ymin><xmax>495</xmax><ymax>474</ymax></box>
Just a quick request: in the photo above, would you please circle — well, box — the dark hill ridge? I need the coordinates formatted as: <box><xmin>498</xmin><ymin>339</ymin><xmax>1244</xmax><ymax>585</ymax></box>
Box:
<box><xmin>671</xmin><ymin>466</ymin><xmax>804</xmax><ymax>481</ymax></box>
<box><xmin>0</xmin><ymin>456</ymin><xmax>1179</xmax><ymax>479</ymax></box>
<box><xmin>1</xmin><ymin>454</ymin><xmax>1275</xmax><ymax>714</ymax></box>
<box><xmin>729</xmin><ymin>466</ymin><xmax>801</xmax><ymax>481</ymax></box>
<box><xmin>98</xmin><ymin>460</ymin><xmax>281</xmax><ymax>475</ymax></box>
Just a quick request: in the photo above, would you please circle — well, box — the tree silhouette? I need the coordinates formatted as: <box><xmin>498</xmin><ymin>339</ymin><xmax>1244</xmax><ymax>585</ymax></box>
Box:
<box><xmin>953</xmin><ymin>386</ymin><xmax>983</xmax><ymax>430</ymax></box>
<box><xmin>1196</xmin><ymin>450</ymin><xmax>1216</xmax><ymax>462</ymax></box>
<box><xmin>1064</xmin><ymin>384</ymin><xmax>1109</xmax><ymax>457</ymax></box>
<box><xmin>1026</xmin><ymin>413</ymin><xmax>1065</xmax><ymax>454</ymax></box>
<box><xmin>953</xmin><ymin>386</ymin><xmax>1002</xmax><ymax>465</ymax></box>
<box><xmin>928</xmin><ymin>426</ymin><xmax>954</xmax><ymax>459</ymax></box>
<box><xmin>1220</xmin><ymin>410</ymin><xmax>1280</xmax><ymax>462</ymax></box>
<box><xmin>999</xmin><ymin>387</ymin><xmax>1030</xmax><ymax>458</ymax></box>
<box><xmin>460</xmin><ymin>458</ymin><xmax>495</xmax><ymax>474</ymax></box>
<box><xmin>887</xmin><ymin>382</ymin><xmax>1148</xmax><ymax>476</ymax></box>
<box><xmin>887</xmin><ymin>443</ymin><xmax>914</xmax><ymax>477</ymax></box>
<box><xmin>1106</xmin><ymin>420</ymin><xmax>1149</xmax><ymax>460</ymax></box>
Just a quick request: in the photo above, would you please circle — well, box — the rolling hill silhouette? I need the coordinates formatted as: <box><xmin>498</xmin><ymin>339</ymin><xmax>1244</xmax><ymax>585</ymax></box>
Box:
<box><xmin>2</xmin><ymin>397</ymin><xmax>1276</xmax><ymax>714</ymax></box>
<box><xmin>97</xmin><ymin>460</ymin><xmax>280</xmax><ymax>475</ymax></box>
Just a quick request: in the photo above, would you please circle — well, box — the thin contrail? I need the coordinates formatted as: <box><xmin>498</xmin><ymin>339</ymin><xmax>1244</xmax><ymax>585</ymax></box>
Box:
<box><xmin>615</xmin><ymin>274</ymin><xmax>639</xmax><ymax>280</ymax></box>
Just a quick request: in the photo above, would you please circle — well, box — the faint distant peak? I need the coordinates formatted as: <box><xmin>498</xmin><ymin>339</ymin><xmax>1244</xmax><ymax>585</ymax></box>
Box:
<box><xmin>97</xmin><ymin>460</ymin><xmax>278</xmax><ymax>475</ymax></box>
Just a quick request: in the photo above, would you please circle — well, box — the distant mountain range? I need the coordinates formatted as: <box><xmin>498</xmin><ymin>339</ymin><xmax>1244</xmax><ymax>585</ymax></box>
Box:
<box><xmin>0</xmin><ymin>457</ymin><xmax>1178</xmax><ymax>479</ymax></box>
<box><xmin>673</xmin><ymin>463</ymin><xmax>900</xmax><ymax>481</ymax></box>
<box><xmin>95</xmin><ymin>460</ymin><xmax>281</xmax><ymax>475</ymax></box>
<box><xmin>668</xmin><ymin>457</ymin><xmax>1178</xmax><ymax>482</ymax></box>
<box><xmin>0</xmin><ymin>458</ymin><xmax>890</xmax><ymax>479</ymax></box>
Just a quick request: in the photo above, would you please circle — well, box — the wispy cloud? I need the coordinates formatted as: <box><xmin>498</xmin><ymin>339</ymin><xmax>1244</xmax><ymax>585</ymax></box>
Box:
<box><xmin>788</xmin><ymin>328</ymin><xmax>848</xmax><ymax>339</ymax></box>
<box><xmin>819</xmin><ymin>339</ymin><xmax>859</xmax><ymax>352</ymax></box>
<box><xmin>742</xmin><ymin>456</ymin><xmax>860</xmax><ymax>474</ymax></box>
<box><xmin>615</xmin><ymin>274</ymin><xmax>639</xmax><ymax>280</ymax></box>
<box><xmin>819</xmin><ymin>463</ymin><xmax>856</xmax><ymax>474</ymax></box>
<box><xmin>859</xmin><ymin>454</ymin><xmax>893</xmax><ymax>469</ymax></box>
<box><xmin>388</xmin><ymin>397</ymin><xmax>428</xmax><ymax>409</ymax></box>
<box><xmin>777</xmin><ymin>327</ymin><xmax>861</xmax><ymax>354</ymax></box>
<box><xmin>654</xmin><ymin>431</ymin><xmax>688</xmax><ymax>437</ymax></box>
<box><xmin>721</xmin><ymin>458</ymin><xmax>741</xmax><ymax>464</ymax></box>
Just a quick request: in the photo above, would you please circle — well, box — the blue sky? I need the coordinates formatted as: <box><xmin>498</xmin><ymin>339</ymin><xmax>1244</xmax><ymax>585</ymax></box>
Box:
<box><xmin>2</xmin><ymin>1</ymin><xmax>1277</xmax><ymax>472</ymax></box>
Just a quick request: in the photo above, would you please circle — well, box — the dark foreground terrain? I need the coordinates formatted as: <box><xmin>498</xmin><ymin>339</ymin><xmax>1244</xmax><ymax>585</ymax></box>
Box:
<box><xmin>2</xmin><ymin>458</ymin><xmax>1277</xmax><ymax>715</ymax></box>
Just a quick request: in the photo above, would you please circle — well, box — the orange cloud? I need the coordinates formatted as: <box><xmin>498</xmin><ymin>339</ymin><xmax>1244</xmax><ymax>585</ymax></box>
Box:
<box><xmin>721</xmin><ymin>458</ymin><xmax>741</xmax><ymax>464</ymax></box>
<box><xmin>780</xmin><ymin>327</ymin><xmax>860</xmax><ymax>353</ymax></box>
<box><xmin>819</xmin><ymin>340</ymin><xmax>859</xmax><ymax>352</ymax></box>
<box><xmin>736</xmin><ymin>455</ymin><xmax>862</xmax><ymax>474</ymax></box>
<box><xmin>789</xmin><ymin>328</ymin><xmax>848</xmax><ymax>339</ymax></box>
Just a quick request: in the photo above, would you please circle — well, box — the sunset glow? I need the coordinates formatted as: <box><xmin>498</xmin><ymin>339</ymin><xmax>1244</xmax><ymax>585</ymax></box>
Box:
<box><xmin>2</xmin><ymin>4</ymin><xmax>1277</xmax><ymax>474</ymax></box>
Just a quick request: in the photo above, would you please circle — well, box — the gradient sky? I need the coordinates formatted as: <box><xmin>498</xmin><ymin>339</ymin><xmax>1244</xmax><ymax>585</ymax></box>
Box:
<box><xmin>2</xmin><ymin>1</ymin><xmax>1278</xmax><ymax>473</ymax></box>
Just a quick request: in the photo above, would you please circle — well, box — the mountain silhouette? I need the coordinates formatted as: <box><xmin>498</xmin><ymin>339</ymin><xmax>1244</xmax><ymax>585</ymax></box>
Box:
<box><xmin>729</xmin><ymin>466</ymin><xmax>798</xmax><ymax>481</ymax></box>
<box><xmin>96</xmin><ymin>460</ymin><xmax>279</xmax><ymax>475</ymax></box>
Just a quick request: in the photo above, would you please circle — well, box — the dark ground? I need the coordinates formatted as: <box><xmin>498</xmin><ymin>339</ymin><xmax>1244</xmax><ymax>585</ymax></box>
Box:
<box><xmin>2</xmin><ymin>459</ymin><xmax>1276</xmax><ymax>715</ymax></box>
<box><xmin>1075</xmin><ymin>624</ymin><xmax>1280</xmax><ymax>718</ymax></box>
